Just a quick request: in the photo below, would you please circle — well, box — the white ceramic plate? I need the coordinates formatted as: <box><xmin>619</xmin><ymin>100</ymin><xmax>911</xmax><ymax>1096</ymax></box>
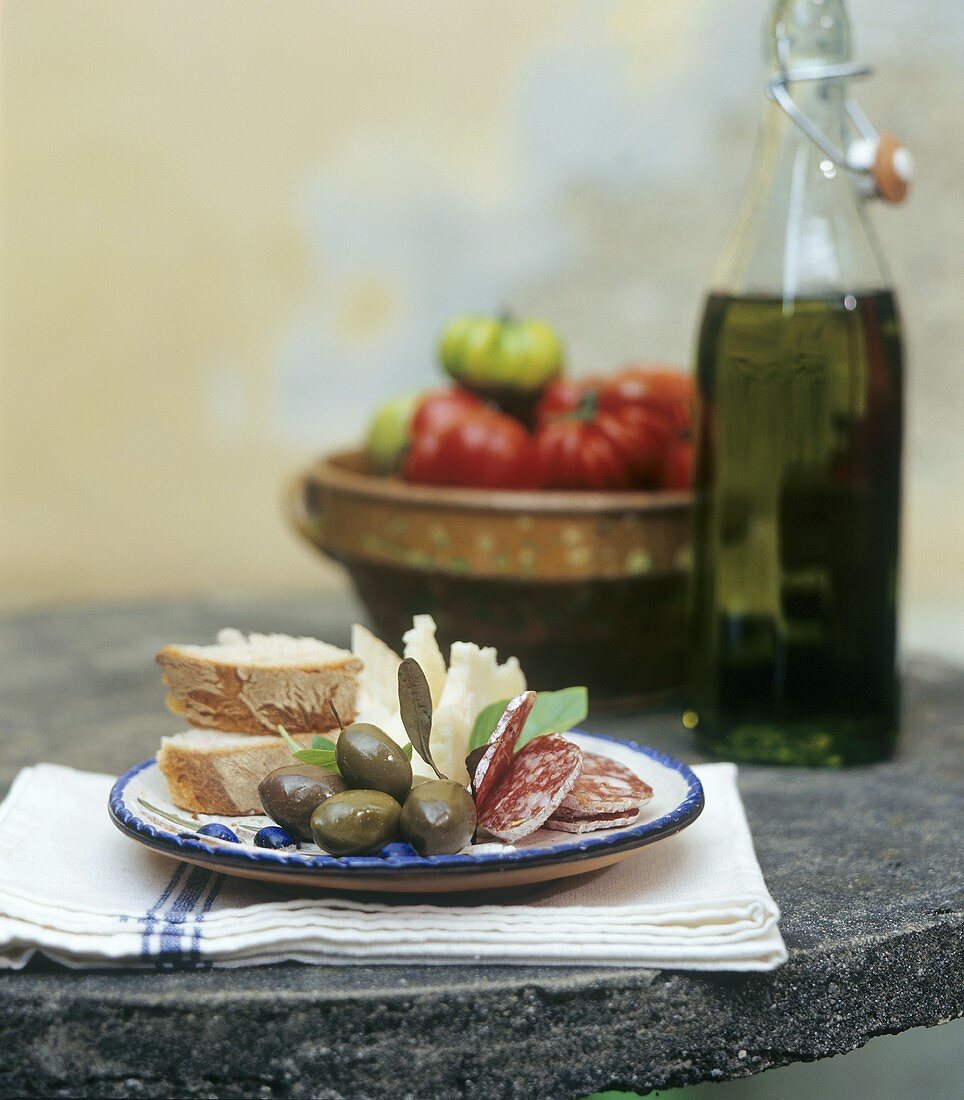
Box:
<box><xmin>109</xmin><ymin>733</ymin><xmax>704</xmax><ymax>894</ymax></box>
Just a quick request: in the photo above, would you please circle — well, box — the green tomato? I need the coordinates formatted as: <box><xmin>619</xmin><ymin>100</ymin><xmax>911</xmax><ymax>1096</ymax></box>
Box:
<box><xmin>458</xmin><ymin>319</ymin><xmax>503</xmax><ymax>381</ymax></box>
<box><xmin>366</xmin><ymin>392</ymin><xmax>419</xmax><ymax>474</ymax></box>
<box><xmin>497</xmin><ymin>320</ymin><xmax>563</xmax><ymax>386</ymax></box>
<box><xmin>439</xmin><ymin>316</ymin><xmax>481</xmax><ymax>374</ymax></box>
<box><xmin>438</xmin><ymin>315</ymin><xmax>564</xmax><ymax>393</ymax></box>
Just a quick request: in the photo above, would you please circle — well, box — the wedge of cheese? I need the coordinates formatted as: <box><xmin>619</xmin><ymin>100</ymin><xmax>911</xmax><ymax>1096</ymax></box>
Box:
<box><xmin>402</xmin><ymin>615</ymin><xmax>447</xmax><ymax>708</ymax></box>
<box><xmin>432</xmin><ymin>643</ymin><xmax>526</xmax><ymax>784</ymax></box>
<box><xmin>350</xmin><ymin>616</ymin><xmax>525</xmax><ymax>783</ymax></box>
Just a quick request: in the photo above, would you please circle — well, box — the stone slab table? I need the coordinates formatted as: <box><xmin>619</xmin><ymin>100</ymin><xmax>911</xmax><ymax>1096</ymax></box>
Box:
<box><xmin>1</xmin><ymin>593</ymin><xmax>961</xmax><ymax>1099</ymax></box>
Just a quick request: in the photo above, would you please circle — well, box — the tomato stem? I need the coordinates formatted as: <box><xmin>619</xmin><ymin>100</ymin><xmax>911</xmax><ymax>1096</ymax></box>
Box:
<box><xmin>572</xmin><ymin>391</ymin><xmax>599</xmax><ymax>421</ymax></box>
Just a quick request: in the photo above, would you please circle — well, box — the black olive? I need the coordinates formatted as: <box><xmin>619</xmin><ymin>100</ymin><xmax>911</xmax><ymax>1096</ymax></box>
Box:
<box><xmin>258</xmin><ymin>765</ymin><xmax>346</xmax><ymax>840</ymax></box>
<box><xmin>465</xmin><ymin>745</ymin><xmax>487</xmax><ymax>785</ymax></box>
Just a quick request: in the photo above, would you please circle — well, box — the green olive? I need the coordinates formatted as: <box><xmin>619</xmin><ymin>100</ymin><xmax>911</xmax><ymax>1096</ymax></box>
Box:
<box><xmin>336</xmin><ymin>722</ymin><xmax>413</xmax><ymax>802</ymax></box>
<box><xmin>310</xmin><ymin>789</ymin><xmax>402</xmax><ymax>856</ymax></box>
<box><xmin>258</xmin><ymin>765</ymin><xmax>346</xmax><ymax>840</ymax></box>
<box><xmin>400</xmin><ymin>780</ymin><xmax>477</xmax><ymax>856</ymax></box>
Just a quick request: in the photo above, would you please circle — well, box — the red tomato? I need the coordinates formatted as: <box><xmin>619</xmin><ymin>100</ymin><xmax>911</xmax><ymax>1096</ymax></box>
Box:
<box><xmin>596</xmin><ymin>367</ymin><xmax>692</xmax><ymax>483</ymax></box>
<box><xmin>410</xmin><ymin>387</ymin><xmax>484</xmax><ymax>436</ymax></box>
<box><xmin>662</xmin><ymin>434</ymin><xmax>693</xmax><ymax>490</ymax></box>
<box><xmin>405</xmin><ymin>403</ymin><xmax>537</xmax><ymax>490</ymax></box>
<box><xmin>535</xmin><ymin>376</ymin><xmax>593</xmax><ymax>422</ymax></box>
<box><xmin>534</xmin><ymin>417</ymin><xmax>636</xmax><ymax>490</ymax></box>
<box><xmin>604</xmin><ymin>365</ymin><xmax>693</xmax><ymax>433</ymax></box>
<box><xmin>534</xmin><ymin>366</ymin><xmax>693</xmax><ymax>489</ymax></box>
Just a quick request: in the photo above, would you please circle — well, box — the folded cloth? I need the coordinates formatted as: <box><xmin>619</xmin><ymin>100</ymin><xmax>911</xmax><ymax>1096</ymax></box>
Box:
<box><xmin>0</xmin><ymin>762</ymin><xmax>787</xmax><ymax>972</ymax></box>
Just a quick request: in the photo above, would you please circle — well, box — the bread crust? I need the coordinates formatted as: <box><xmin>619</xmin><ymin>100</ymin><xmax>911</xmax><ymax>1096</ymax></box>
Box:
<box><xmin>156</xmin><ymin>647</ymin><xmax>361</xmax><ymax>735</ymax></box>
<box><xmin>157</xmin><ymin>732</ymin><xmax>314</xmax><ymax>816</ymax></box>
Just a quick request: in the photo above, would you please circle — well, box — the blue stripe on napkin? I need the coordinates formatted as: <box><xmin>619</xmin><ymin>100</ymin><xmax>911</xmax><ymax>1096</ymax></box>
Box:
<box><xmin>139</xmin><ymin>863</ymin><xmax>188</xmax><ymax>958</ymax></box>
<box><xmin>155</xmin><ymin>865</ymin><xmax>213</xmax><ymax>966</ymax></box>
<box><xmin>188</xmin><ymin>873</ymin><xmax>226</xmax><ymax>967</ymax></box>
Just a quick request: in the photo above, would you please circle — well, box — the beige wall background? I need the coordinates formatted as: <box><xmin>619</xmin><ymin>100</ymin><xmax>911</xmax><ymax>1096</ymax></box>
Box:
<box><xmin>2</xmin><ymin>0</ymin><xmax>962</xmax><ymax>645</ymax></box>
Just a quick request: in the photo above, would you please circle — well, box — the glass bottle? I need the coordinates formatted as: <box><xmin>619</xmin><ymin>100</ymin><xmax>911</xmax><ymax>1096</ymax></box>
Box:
<box><xmin>688</xmin><ymin>0</ymin><xmax>908</xmax><ymax>765</ymax></box>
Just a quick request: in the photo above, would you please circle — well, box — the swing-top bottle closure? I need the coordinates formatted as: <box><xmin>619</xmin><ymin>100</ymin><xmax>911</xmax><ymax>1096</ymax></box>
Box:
<box><xmin>765</xmin><ymin>13</ymin><xmax>912</xmax><ymax>203</ymax></box>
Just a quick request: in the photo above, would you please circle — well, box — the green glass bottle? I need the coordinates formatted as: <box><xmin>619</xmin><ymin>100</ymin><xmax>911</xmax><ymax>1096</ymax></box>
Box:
<box><xmin>689</xmin><ymin>0</ymin><xmax>908</xmax><ymax>765</ymax></box>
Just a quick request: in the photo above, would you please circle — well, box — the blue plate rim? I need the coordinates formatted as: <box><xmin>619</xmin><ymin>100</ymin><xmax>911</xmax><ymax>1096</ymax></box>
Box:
<box><xmin>108</xmin><ymin>733</ymin><xmax>704</xmax><ymax>878</ymax></box>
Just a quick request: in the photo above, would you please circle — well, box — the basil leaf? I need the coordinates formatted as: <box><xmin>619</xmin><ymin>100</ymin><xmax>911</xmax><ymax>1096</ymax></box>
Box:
<box><xmin>291</xmin><ymin>748</ymin><xmax>341</xmax><ymax>774</ymax></box>
<box><xmin>516</xmin><ymin>687</ymin><xmax>588</xmax><ymax>749</ymax></box>
<box><xmin>468</xmin><ymin>698</ymin><xmax>510</xmax><ymax>753</ymax></box>
<box><xmin>467</xmin><ymin>687</ymin><xmax>589</xmax><ymax>753</ymax></box>
<box><xmin>398</xmin><ymin>657</ymin><xmax>445</xmax><ymax>779</ymax></box>
<box><xmin>278</xmin><ymin>725</ymin><xmax>341</xmax><ymax>773</ymax></box>
<box><xmin>401</xmin><ymin>742</ymin><xmax>414</xmax><ymax>760</ymax></box>
<box><xmin>277</xmin><ymin>725</ymin><xmax>302</xmax><ymax>753</ymax></box>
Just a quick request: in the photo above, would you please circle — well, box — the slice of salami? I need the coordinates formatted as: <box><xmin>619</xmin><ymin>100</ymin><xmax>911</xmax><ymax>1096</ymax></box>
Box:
<box><xmin>556</xmin><ymin>751</ymin><xmax>653</xmax><ymax>816</ymax></box>
<box><xmin>472</xmin><ymin>690</ymin><xmax>536</xmax><ymax>816</ymax></box>
<box><xmin>544</xmin><ymin>809</ymin><xmax>641</xmax><ymax>833</ymax></box>
<box><xmin>477</xmin><ymin>735</ymin><xmax>583</xmax><ymax>843</ymax></box>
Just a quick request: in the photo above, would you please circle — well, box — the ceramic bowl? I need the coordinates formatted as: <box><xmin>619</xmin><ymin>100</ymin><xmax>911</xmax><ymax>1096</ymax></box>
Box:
<box><xmin>286</xmin><ymin>450</ymin><xmax>692</xmax><ymax>701</ymax></box>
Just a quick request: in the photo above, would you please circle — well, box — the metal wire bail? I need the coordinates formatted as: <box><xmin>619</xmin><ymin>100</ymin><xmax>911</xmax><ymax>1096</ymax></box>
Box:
<box><xmin>765</xmin><ymin>60</ymin><xmax>877</xmax><ymax>172</ymax></box>
<box><xmin>765</xmin><ymin>51</ymin><xmax>911</xmax><ymax>203</ymax></box>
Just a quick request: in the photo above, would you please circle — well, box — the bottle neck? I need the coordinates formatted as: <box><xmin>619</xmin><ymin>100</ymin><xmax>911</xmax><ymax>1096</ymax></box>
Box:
<box><xmin>768</xmin><ymin>0</ymin><xmax>853</xmax><ymax>70</ymax></box>
<box><xmin>714</xmin><ymin>78</ymin><xmax>891</xmax><ymax>300</ymax></box>
<box><xmin>764</xmin><ymin>77</ymin><xmax>849</xmax><ymax>152</ymax></box>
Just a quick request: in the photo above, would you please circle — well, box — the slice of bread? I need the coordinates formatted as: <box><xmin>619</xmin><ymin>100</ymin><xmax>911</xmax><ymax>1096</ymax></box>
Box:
<box><xmin>156</xmin><ymin>628</ymin><xmax>362</xmax><ymax>735</ymax></box>
<box><xmin>157</xmin><ymin>729</ymin><xmax>315</xmax><ymax>815</ymax></box>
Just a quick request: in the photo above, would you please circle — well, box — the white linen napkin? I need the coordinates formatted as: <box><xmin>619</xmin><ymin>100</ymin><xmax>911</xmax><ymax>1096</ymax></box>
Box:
<box><xmin>0</xmin><ymin>762</ymin><xmax>786</xmax><ymax>972</ymax></box>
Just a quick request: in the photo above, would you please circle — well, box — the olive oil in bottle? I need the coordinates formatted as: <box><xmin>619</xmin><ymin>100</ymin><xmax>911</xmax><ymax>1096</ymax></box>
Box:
<box><xmin>691</xmin><ymin>291</ymin><xmax>902</xmax><ymax>764</ymax></box>
<box><xmin>688</xmin><ymin>1</ymin><xmax>910</xmax><ymax>765</ymax></box>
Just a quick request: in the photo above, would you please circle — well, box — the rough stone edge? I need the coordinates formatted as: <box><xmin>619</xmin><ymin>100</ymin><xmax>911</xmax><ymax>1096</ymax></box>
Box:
<box><xmin>1</xmin><ymin>921</ymin><xmax>961</xmax><ymax>1099</ymax></box>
